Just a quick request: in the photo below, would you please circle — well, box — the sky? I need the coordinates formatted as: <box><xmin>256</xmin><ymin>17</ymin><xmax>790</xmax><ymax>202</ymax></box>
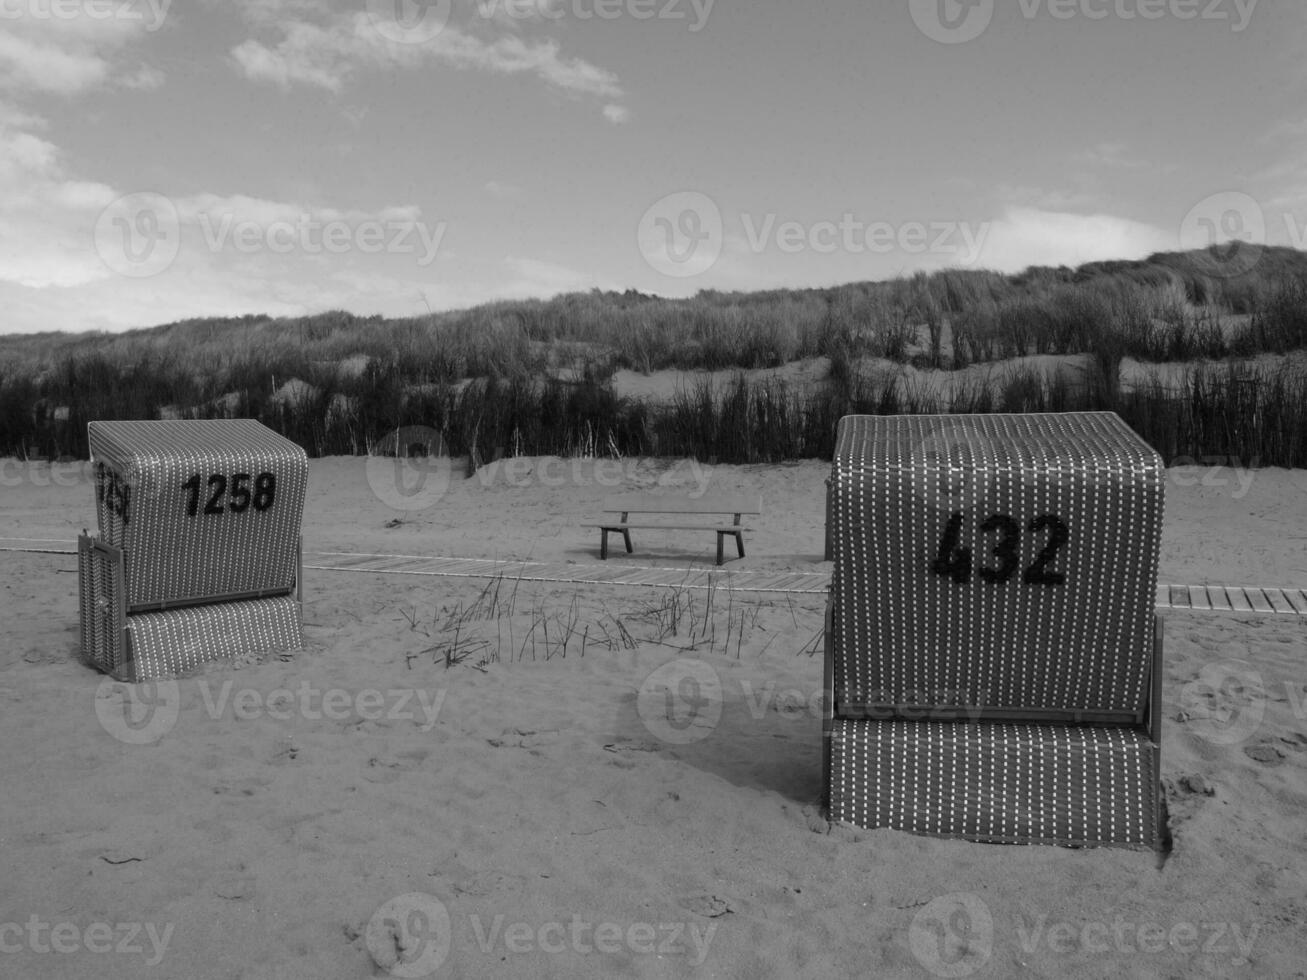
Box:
<box><xmin>0</xmin><ymin>0</ymin><xmax>1305</xmax><ymax>334</ymax></box>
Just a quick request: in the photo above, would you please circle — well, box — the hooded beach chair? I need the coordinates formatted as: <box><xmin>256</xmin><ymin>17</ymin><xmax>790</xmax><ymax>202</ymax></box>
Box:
<box><xmin>822</xmin><ymin>413</ymin><xmax>1165</xmax><ymax>848</ymax></box>
<box><xmin>78</xmin><ymin>419</ymin><xmax>307</xmax><ymax>681</ymax></box>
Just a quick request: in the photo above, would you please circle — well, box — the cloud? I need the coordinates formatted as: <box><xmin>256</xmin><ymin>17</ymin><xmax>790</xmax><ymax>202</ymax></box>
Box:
<box><xmin>0</xmin><ymin>30</ymin><xmax>111</xmax><ymax>94</ymax></box>
<box><xmin>1071</xmin><ymin>142</ymin><xmax>1171</xmax><ymax>173</ymax></box>
<box><xmin>0</xmin><ymin>127</ymin><xmax>466</xmax><ymax>332</ymax></box>
<box><xmin>227</xmin><ymin>6</ymin><xmax>625</xmax><ymax>115</ymax></box>
<box><xmin>0</xmin><ymin>125</ymin><xmax>121</xmax><ymax>290</ymax></box>
<box><xmin>230</xmin><ymin>0</ymin><xmax>328</xmax><ymax>26</ymax></box>
<box><xmin>1252</xmin><ymin>118</ymin><xmax>1307</xmax><ymax>212</ymax></box>
<box><xmin>602</xmin><ymin>103</ymin><xmax>630</xmax><ymax>125</ymax></box>
<box><xmin>986</xmin><ymin>143</ymin><xmax>1177</xmax><ymax>219</ymax></box>
<box><xmin>0</xmin><ymin>7</ymin><xmax>165</xmax><ymax>94</ymax></box>
<box><xmin>991</xmin><ymin>183</ymin><xmax>1100</xmax><ymax>212</ymax></box>
<box><xmin>972</xmin><ymin>207</ymin><xmax>1177</xmax><ymax>272</ymax></box>
<box><xmin>0</xmin><ymin>11</ymin><xmax>168</xmax><ymax>294</ymax></box>
<box><xmin>483</xmin><ymin>180</ymin><xmax>523</xmax><ymax>199</ymax></box>
<box><xmin>498</xmin><ymin>256</ymin><xmax>608</xmax><ymax>297</ymax></box>
<box><xmin>0</xmin><ymin>243</ymin><xmax>614</xmax><ymax>334</ymax></box>
<box><xmin>0</xmin><ymin>100</ymin><xmax>45</xmax><ymax>129</ymax></box>
<box><xmin>231</xmin><ymin>27</ymin><xmax>347</xmax><ymax>91</ymax></box>
<box><xmin>120</xmin><ymin>62</ymin><xmax>166</xmax><ymax>90</ymax></box>
<box><xmin>0</xmin><ymin>19</ymin><xmax>468</xmax><ymax>337</ymax></box>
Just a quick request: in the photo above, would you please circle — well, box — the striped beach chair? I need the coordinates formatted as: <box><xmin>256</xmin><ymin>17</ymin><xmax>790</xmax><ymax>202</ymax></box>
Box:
<box><xmin>822</xmin><ymin>413</ymin><xmax>1165</xmax><ymax>848</ymax></box>
<box><xmin>78</xmin><ymin>420</ymin><xmax>307</xmax><ymax>681</ymax></box>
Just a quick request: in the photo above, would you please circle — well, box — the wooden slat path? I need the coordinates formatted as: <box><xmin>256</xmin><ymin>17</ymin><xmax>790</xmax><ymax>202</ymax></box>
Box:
<box><xmin>1155</xmin><ymin>583</ymin><xmax>1307</xmax><ymax>616</ymax></box>
<box><xmin>7</xmin><ymin>538</ymin><xmax>1307</xmax><ymax>607</ymax></box>
<box><xmin>1280</xmin><ymin>589</ymin><xmax>1307</xmax><ymax>614</ymax></box>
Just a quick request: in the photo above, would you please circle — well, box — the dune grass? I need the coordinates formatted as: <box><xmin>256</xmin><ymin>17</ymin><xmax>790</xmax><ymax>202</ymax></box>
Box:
<box><xmin>2</xmin><ymin>246</ymin><xmax>1306</xmax><ymax>465</ymax></box>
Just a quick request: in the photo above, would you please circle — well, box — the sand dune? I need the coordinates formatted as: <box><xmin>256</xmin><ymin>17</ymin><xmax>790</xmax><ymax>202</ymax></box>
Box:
<box><xmin>1</xmin><ymin>457</ymin><xmax>1304</xmax><ymax>978</ymax></box>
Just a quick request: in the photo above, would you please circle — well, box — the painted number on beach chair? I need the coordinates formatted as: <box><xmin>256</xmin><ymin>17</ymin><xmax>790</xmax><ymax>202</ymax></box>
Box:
<box><xmin>182</xmin><ymin>472</ymin><xmax>277</xmax><ymax>517</ymax></box>
<box><xmin>96</xmin><ymin>464</ymin><xmax>132</xmax><ymax>525</ymax></box>
<box><xmin>932</xmin><ymin>511</ymin><xmax>1068</xmax><ymax>586</ymax></box>
<box><xmin>1023</xmin><ymin>513</ymin><xmax>1069</xmax><ymax>586</ymax></box>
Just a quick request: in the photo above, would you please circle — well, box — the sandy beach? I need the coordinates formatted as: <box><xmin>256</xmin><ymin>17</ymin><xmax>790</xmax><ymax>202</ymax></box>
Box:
<box><xmin>1</xmin><ymin>455</ymin><xmax>1305</xmax><ymax>979</ymax></box>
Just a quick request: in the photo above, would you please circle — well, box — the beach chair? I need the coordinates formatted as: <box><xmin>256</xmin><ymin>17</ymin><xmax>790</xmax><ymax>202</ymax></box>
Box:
<box><xmin>78</xmin><ymin>420</ymin><xmax>307</xmax><ymax>681</ymax></box>
<box><xmin>822</xmin><ymin>413</ymin><xmax>1165</xmax><ymax>848</ymax></box>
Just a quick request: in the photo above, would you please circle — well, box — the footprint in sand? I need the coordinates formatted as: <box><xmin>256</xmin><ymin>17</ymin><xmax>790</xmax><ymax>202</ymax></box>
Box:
<box><xmin>363</xmin><ymin>752</ymin><xmax>430</xmax><ymax>783</ymax></box>
<box><xmin>1163</xmin><ymin>773</ymin><xmax>1216</xmax><ymax>833</ymax></box>
<box><xmin>487</xmin><ymin>728</ymin><xmax>560</xmax><ymax>750</ymax></box>
<box><xmin>1244</xmin><ymin>742</ymin><xmax>1287</xmax><ymax>766</ymax></box>
<box><xmin>212</xmin><ymin>868</ymin><xmax>256</xmax><ymax>900</ymax></box>
<box><xmin>453</xmin><ymin>869</ymin><xmax>528</xmax><ymax>897</ymax></box>
<box><xmin>678</xmin><ymin>894</ymin><xmax>733</xmax><ymax>918</ymax></box>
<box><xmin>1280</xmin><ymin>733</ymin><xmax>1307</xmax><ymax>753</ymax></box>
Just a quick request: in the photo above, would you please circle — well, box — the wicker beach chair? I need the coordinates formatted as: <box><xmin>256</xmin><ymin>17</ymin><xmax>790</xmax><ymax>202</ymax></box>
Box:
<box><xmin>822</xmin><ymin>413</ymin><xmax>1165</xmax><ymax>848</ymax></box>
<box><xmin>78</xmin><ymin>419</ymin><xmax>307</xmax><ymax>681</ymax></box>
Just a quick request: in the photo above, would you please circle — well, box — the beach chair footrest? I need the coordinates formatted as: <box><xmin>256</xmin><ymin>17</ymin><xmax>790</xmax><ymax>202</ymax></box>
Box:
<box><xmin>827</xmin><ymin>718</ymin><xmax>1159</xmax><ymax>848</ymax></box>
<box><xmin>86</xmin><ymin>595</ymin><xmax>304</xmax><ymax>682</ymax></box>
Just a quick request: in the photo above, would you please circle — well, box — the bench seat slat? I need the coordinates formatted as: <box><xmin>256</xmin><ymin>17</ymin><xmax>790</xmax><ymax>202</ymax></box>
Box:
<box><xmin>591</xmin><ymin>523</ymin><xmax>752</xmax><ymax>532</ymax></box>
<box><xmin>601</xmin><ymin>493</ymin><xmax>762</xmax><ymax>516</ymax></box>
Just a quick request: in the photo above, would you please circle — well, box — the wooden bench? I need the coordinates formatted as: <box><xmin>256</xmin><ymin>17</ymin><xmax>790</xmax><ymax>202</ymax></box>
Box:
<box><xmin>592</xmin><ymin>493</ymin><xmax>762</xmax><ymax>565</ymax></box>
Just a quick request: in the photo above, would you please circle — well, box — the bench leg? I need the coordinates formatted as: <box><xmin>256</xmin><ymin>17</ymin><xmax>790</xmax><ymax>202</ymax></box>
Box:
<box><xmin>600</xmin><ymin>528</ymin><xmax>632</xmax><ymax>560</ymax></box>
<box><xmin>735</xmin><ymin>531</ymin><xmax>745</xmax><ymax>559</ymax></box>
<box><xmin>716</xmin><ymin>533</ymin><xmax>724</xmax><ymax>566</ymax></box>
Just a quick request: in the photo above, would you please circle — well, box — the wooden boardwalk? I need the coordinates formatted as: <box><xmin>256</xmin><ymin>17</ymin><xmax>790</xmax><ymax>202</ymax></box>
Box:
<box><xmin>7</xmin><ymin>538</ymin><xmax>1306</xmax><ymax>609</ymax></box>
<box><xmin>1154</xmin><ymin>583</ymin><xmax>1307</xmax><ymax>616</ymax></box>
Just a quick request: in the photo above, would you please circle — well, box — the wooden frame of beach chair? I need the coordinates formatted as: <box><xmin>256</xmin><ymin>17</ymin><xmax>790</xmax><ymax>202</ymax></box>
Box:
<box><xmin>77</xmin><ymin>420</ymin><xmax>308</xmax><ymax>682</ymax></box>
<box><xmin>78</xmin><ymin>532</ymin><xmax>304</xmax><ymax>682</ymax></box>
<box><xmin>821</xmin><ymin>412</ymin><xmax>1165</xmax><ymax>848</ymax></box>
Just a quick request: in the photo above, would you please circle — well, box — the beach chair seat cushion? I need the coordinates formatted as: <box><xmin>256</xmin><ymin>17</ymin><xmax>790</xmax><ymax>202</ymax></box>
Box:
<box><xmin>827</xmin><ymin>718</ymin><xmax>1159</xmax><ymax>847</ymax></box>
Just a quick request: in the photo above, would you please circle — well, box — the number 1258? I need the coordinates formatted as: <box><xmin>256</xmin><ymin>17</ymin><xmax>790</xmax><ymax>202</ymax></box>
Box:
<box><xmin>182</xmin><ymin>472</ymin><xmax>277</xmax><ymax>517</ymax></box>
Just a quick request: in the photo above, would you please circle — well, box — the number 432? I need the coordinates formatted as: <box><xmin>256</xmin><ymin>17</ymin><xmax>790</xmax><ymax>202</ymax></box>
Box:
<box><xmin>932</xmin><ymin>511</ymin><xmax>1068</xmax><ymax>586</ymax></box>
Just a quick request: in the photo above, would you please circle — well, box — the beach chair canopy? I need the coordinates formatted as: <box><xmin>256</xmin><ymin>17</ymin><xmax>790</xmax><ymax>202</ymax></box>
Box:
<box><xmin>89</xmin><ymin>419</ymin><xmax>308</xmax><ymax>608</ymax></box>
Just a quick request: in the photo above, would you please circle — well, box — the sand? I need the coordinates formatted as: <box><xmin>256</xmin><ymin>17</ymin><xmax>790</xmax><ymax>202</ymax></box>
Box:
<box><xmin>1</xmin><ymin>455</ymin><xmax>1305</xmax><ymax>979</ymax></box>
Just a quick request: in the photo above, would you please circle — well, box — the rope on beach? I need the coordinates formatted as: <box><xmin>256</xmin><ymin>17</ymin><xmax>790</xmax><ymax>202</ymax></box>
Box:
<box><xmin>5</xmin><ymin>538</ymin><xmax>1305</xmax><ymax>609</ymax></box>
<box><xmin>304</xmin><ymin>551</ymin><xmax>832</xmax><ymax>594</ymax></box>
<box><xmin>0</xmin><ymin>537</ymin><xmax>77</xmax><ymax>555</ymax></box>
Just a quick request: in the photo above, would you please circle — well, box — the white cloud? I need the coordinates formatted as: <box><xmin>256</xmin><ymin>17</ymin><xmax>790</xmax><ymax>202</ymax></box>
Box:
<box><xmin>602</xmin><ymin>103</ymin><xmax>629</xmax><ymax>125</ymax></box>
<box><xmin>0</xmin><ymin>30</ymin><xmax>110</xmax><ymax>93</ymax></box>
<box><xmin>1071</xmin><ymin>142</ymin><xmax>1171</xmax><ymax>173</ymax></box>
<box><xmin>973</xmin><ymin>207</ymin><xmax>1177</xmax><ymax>272</ymax></box>
<box><xmin>0</xmin><ymin>128</ymin><xmax>466</xmax><ymax>331</ymax></box>
<box><xmin>499</xmin><ymin>256</ymin><xmax>605</xmax><ymax>297</ymax></box>
<box><xmin>471</xmin><ymin>0</ymin><xmax>567</xmax><ymax>29</ymax></box>
<box><xmin>230</xmin><ymin>0</ymin><xmax>327</xmax><ymax>26</ymax></box>
<box><xmin>991</xmin><ymin>183</ymin><xmax>1100</xmax><ymax>212</ymax></box>
<box><xmin>0</xmin><ymin>100</ymin><xmax>45</xmax><ymax>129</ymax></box>
<box><xmin>0</xmin><ymin>126</ymin><xmax>118</xmax><ymax>289</ymax></box>
<box><xmin>483</xmin><ymin>180</ymin><xmax>523</xmax><ymax>199</ymax></box>
<box><xmin>226</xmin><ymin>7</ymin><xmax>625</xmax><ymax>116</ymax></box>
<box><xmin>231</xmin><ymin>34</ymin><xmax>346</xmax><ymax>91</ymax></box>
<box><xmin>119</xmin><ymin>62</ymin><xmax>166</xmax><ymax>90</ymax></box>
<box><xmin>0</xmin><ymin>11</ymin><xmax>167</xmax><ymax>295</ymax></box>
<box><xmin>0</xmin><ymin>8</ymin><xmax>163</xmax><ymax>94</ymax></box>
